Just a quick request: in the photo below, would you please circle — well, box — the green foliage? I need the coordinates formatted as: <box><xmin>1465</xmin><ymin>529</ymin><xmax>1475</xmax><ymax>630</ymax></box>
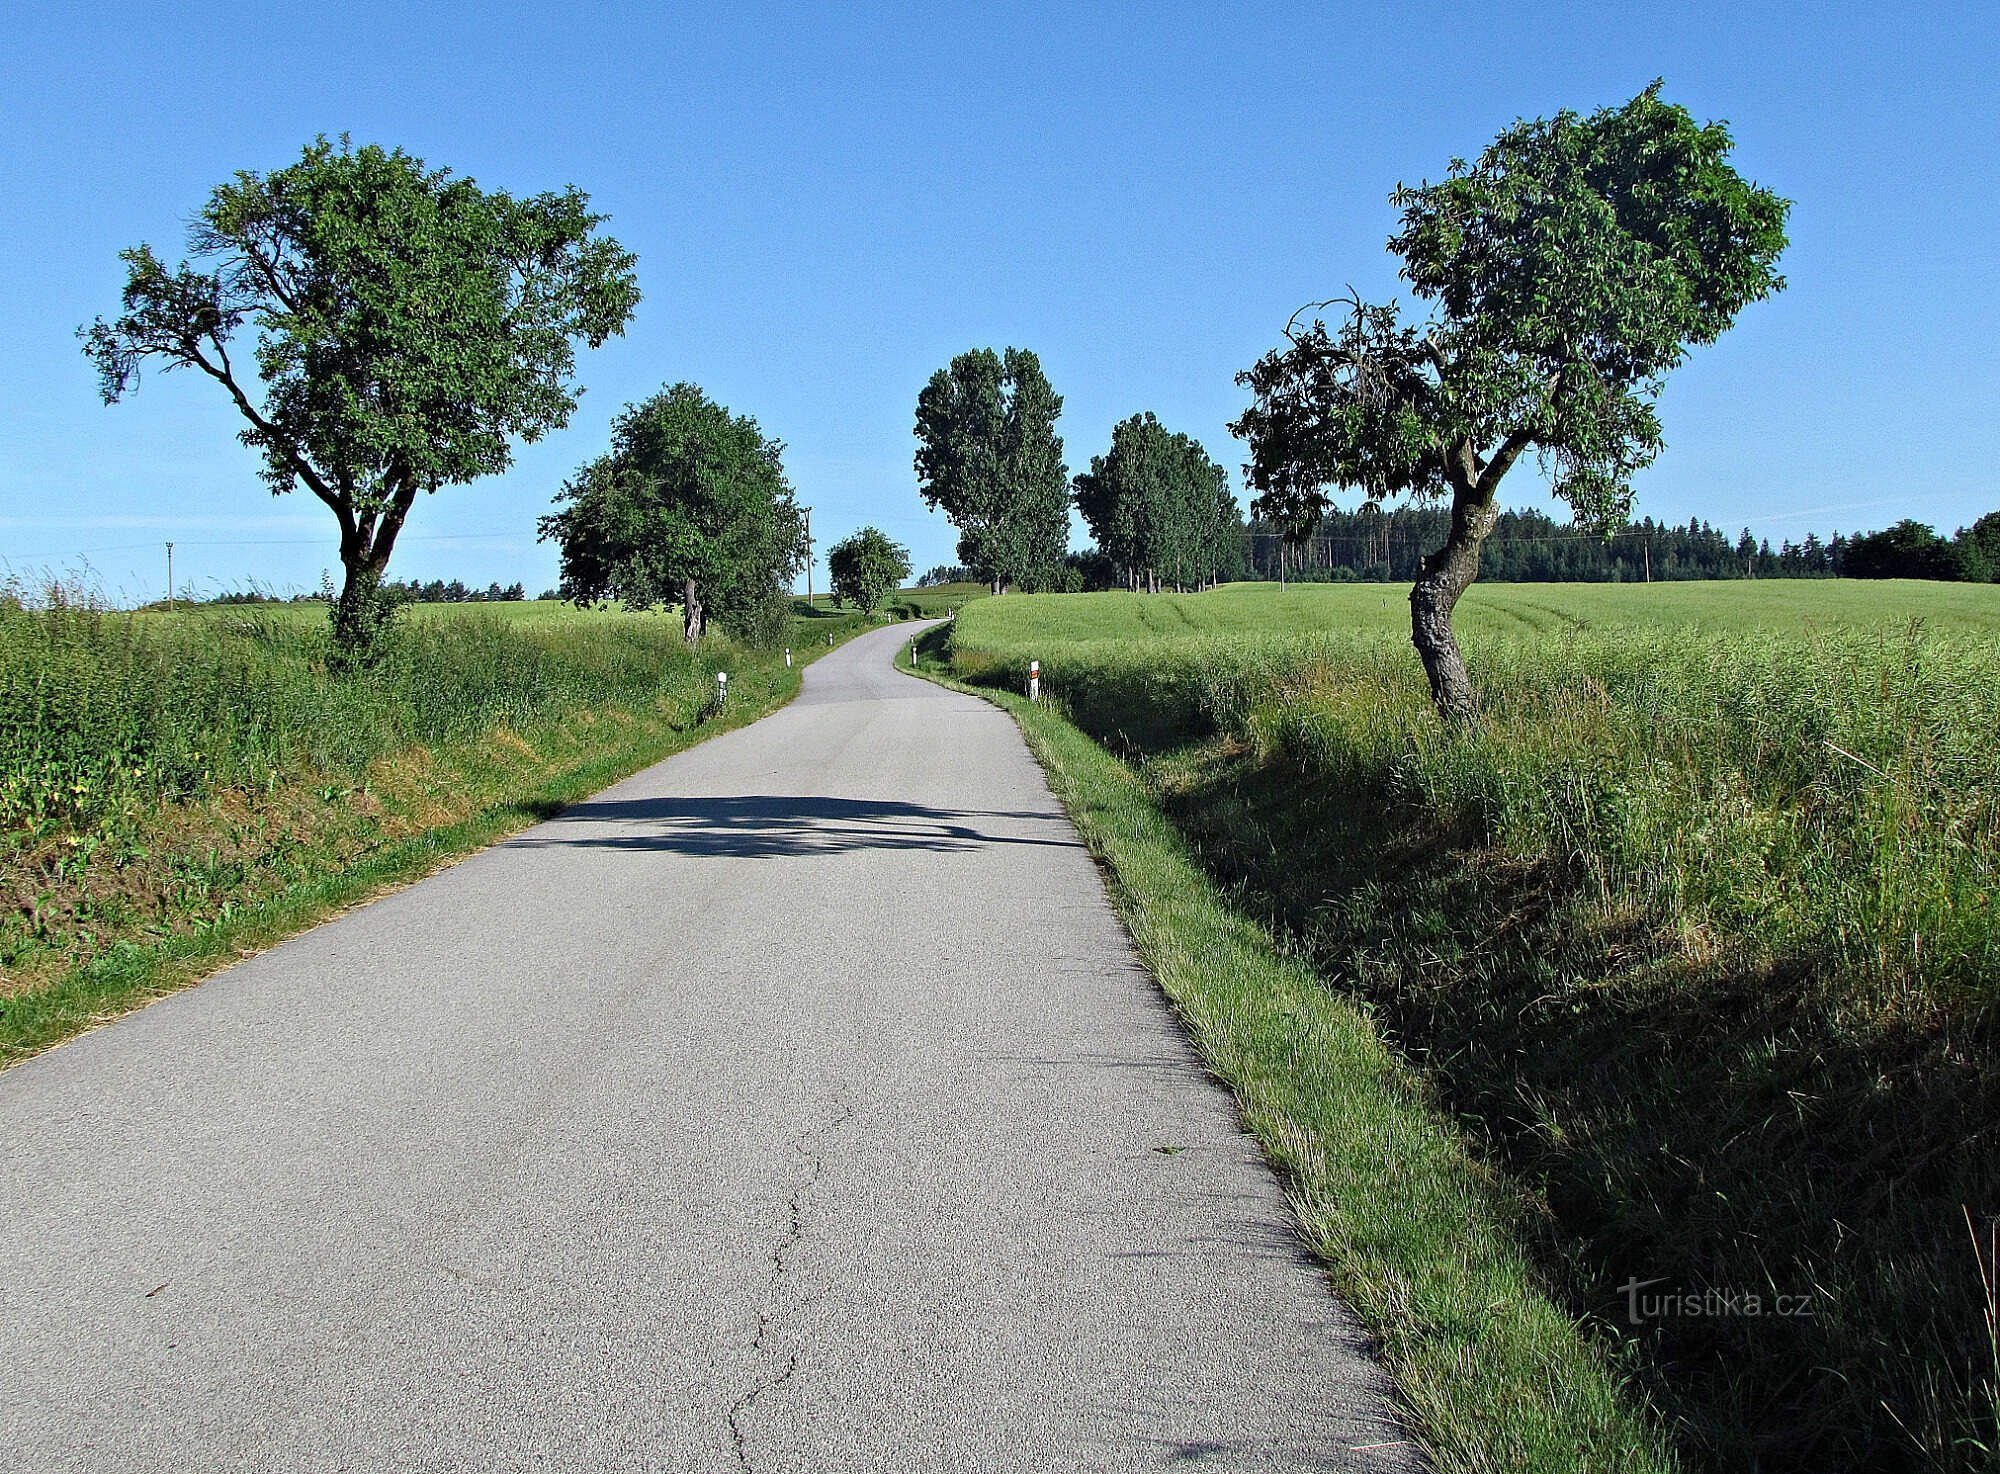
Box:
<box><xmin>826</xmin><ymin>526</ymin><xmax>912</xmax><ymax>615</ymax></box>
<box><xmin>913</xmin><ymin>347</ymin><xmax>1070</xmax><ymax>590</ymax></box>
<box><xmin>1960</xmin><ymin>512</ymin><xmax>2000</xmax><ymax>582</ymax></box>
<box><xmin>1236</xmin><ymin>84</ymin><xmax>1788</xmax><ymax>530</ymax></box>
<box><xmin>1844</xmin><ymin>519</ymin><xmax>1977</xmax><ymax>580</ymax></box>
<box><xmin>1073</xmin><ymin>412</ymin><xmax>1243</xmax><ymax>588</ymax></box>
<box><xmin>539</xmin><ymin>383</ymin><xmax>806</xmax><ymax>643</ymax></box>
<box><xmin>79</xmin><ymin>136</ymin><xmax>639</xmax><ymax>649</ymax></box>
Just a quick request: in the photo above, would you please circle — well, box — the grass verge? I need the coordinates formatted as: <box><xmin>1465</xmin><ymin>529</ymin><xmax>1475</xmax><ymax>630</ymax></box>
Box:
<box><xmin>940</xmin><ymin>587</ymin><xmax>2000</xmax><ymax>1471</ymax></box>
<box><xmin>904</xmin><ymin>626</ymin><xmax>1682</xmax><ymax>1474</ymax></box>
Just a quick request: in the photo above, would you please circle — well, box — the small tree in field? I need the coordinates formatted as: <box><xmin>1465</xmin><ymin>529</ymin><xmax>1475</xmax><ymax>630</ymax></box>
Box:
<box><xmin>539</xmin><ymin>384</ymin><xmax>805</xmax><ymax>642</ymax></box>
<box><xmin>913</xmin><ymin>347</ymin><xmax>1069</xmax><ymax>593</ymax></box>
<box><xmin>80</xmin><ymin>137</ymin><xmax>639</xmax><ymax>655</ymax></box>
<box><xmin>1233</xmin><ymin>85</ymin><xmax>1787</xmax><ymax>718</ymax></box>
<box><xmin>827</xmin><ymin>527</ymin><xmax>912</xmax><ymax>616</ymax></box>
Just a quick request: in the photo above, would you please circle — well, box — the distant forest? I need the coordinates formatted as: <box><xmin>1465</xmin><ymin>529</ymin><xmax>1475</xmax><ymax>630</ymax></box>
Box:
<box><xmin>1239</xmin><ymin>506</ymin><xmax>2000</xmax><ymax>585</ymax></box>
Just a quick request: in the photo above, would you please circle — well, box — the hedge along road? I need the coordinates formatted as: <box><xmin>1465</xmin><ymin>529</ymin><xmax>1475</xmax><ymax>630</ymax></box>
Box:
<box><xmin>0</xmin><ymin>620</ymin><xmax>1415</xmax><ymax>1473</ymax></box>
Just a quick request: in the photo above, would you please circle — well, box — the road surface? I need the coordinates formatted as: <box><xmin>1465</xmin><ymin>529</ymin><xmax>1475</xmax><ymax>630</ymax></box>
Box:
<box><xmin>0</xmin><ymin>621</ymin><xmax>1416</xmax><ymax>1472</ymax></box>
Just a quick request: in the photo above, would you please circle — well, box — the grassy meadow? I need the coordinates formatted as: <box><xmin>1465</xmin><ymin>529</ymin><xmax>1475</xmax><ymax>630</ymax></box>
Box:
<box><xmin>940</xmin><ymin>580</ymin><xmax>2000</xmax><ymax>1473</ymax></box>
<box><xmin>0</xmin><ymin>589</ymin><xmax>875</xmax><ymax>1063</ymax></box>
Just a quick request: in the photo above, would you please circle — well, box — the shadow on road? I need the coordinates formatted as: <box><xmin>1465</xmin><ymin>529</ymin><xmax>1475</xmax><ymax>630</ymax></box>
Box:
<box><xmin>507</xmin><ymin>794</ymin><xmax>1082</xmax><ymax>858</ymax></box>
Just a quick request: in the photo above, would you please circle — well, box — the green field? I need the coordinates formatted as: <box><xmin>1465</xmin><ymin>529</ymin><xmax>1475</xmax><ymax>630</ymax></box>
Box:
<box><xmin>961</xmin><ymin>577</ymin><xmax>2000</xmax><ymax>643</ymax></box>
<box><xmin>941</xmin><ymin>579</ymin><xmax>2000</xmax><ymax>1474</ymax></box>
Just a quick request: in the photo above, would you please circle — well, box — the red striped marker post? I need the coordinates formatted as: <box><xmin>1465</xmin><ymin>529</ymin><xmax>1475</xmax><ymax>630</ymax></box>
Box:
<box><xmin>1028</xmin><ymin>660</ymin><xmax>1040</xmax><ymax>702</ymax></box>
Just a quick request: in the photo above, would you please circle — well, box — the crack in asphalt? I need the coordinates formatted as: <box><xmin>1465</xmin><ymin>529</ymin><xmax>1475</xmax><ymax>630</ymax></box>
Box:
<box><xmin>727</xmin><ymin>1092</ymin><xmax>857</xmax><ymax>1472</ymax></box>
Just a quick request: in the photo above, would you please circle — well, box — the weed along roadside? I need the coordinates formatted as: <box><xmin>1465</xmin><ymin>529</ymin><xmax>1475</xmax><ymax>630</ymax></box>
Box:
<box><xmin>926</xmin><ymin>583</ymin><xmax>2000</xmax><ymax>1474</ymax></box>
<box><xmin>904</xmin><ymin>620</ymin><xmax>1680</xmax><ymax>1474</ymax></box>
<box><xmin>0</xmin><ymin>597</ymin><xmax>883</xmax><ymax>1069</ymax></box>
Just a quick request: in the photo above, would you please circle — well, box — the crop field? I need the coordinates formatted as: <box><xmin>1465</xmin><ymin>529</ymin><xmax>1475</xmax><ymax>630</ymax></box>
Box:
<box><xmin>943</xmin><ymin>579</ymin><xmax>2000</xmax><ymax>1473</ymax></box>
<box><xmin>0</xmin><ymin>589</ymin><xmax>874</xmax><ymax>1060</ymax></box>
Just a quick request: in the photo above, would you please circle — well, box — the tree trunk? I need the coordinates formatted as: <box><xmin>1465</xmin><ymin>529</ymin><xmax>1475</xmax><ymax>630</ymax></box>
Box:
<box><xmin>1409</xmin><ymin>481</ymin><xmax>1500</xmax><ymax>721</ymax></box>
<box><xmin>682</xmin><ymin>577</ymin><xmax>705</xmax><ymax>643</ymax></box>
<box><xmin>327</xmin><ymin>474</ymin><xmax>417</xmax><ymax>657</ymax></box>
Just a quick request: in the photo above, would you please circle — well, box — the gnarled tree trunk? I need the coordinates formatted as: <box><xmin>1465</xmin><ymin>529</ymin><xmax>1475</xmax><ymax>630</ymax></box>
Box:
<box><xmin>682</xmin><ymin>577</ymin><xmax>705</xmax><ymax>643</ymax></box>
<box><xmin>1409</xmin><ymin>477</ymin><xmax>1501</xmax><ymax>721</ymax></box>
<box><xmin>330</xmin><ymin>475</ymin><xmax>419</xmax><ymax>658</ymax></box>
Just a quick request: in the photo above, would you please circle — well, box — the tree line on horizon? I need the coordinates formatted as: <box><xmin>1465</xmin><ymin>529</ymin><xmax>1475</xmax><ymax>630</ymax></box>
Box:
<box><xmin>1230</xmin><ymin>506</ymin><xmax>2000</xmax><ymax>585</ymax></box>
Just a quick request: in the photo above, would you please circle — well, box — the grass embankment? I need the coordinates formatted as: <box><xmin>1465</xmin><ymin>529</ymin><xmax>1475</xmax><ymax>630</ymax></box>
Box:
<box><xmin>907</xmin><ymin>624</ymin><xmax>1682</xmax><ymax>1473</ymax></box>
<box><xmin>0</xmin><ymin>593</ymin><xmax>872</xmax><ymax>1066</ymax></box>
<box><xmin>937</xmin><ymin>581</ymin><xmax>2000</xmax><ymax>1474</ymax></box>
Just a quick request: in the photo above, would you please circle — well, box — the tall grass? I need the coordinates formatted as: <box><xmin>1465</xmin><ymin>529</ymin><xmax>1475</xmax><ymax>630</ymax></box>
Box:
<box><xmin>959</xmin><ymin>617</ymin><xmax>2000</xmax><ymax>1010</ymax></box>
<box><xmin>1</xmin><ymin>580</ymin><xmax>857</xmax><ymax>1020</ymax></box>
<box><xmin>948</xmin><ymin>585</ymin><xmax>2000</xmax><ymax>1471</ymax></box>
<box><xmin>1</xmin><ymin>586</ymin><xmax>722</xmax><ymax>839</ymax></box>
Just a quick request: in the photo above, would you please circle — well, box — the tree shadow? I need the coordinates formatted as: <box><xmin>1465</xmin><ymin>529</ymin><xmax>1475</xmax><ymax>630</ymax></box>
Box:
<box><xmin>506</xmin><ymin>793</ymin><xmax>1083</xmax><ymax>859</ymax></box>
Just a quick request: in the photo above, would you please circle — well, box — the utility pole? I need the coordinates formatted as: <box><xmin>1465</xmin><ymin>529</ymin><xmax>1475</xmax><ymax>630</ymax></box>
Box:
<box><xmin>803</xmin><ymin>506</ymin><xmax>813</xmax><ymax>604</ymax></box>
<box><xmin>165</xmin><ymin>542</ymin><xmax>174</xmax><ymax>612</ymax></box>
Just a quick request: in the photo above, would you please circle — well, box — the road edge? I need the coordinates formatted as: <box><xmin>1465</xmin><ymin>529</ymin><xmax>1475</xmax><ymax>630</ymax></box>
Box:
<box><xmin>903</xmin><ymin>629</ymin><xmax>1684</xmax><ymax>1474</ymax></box>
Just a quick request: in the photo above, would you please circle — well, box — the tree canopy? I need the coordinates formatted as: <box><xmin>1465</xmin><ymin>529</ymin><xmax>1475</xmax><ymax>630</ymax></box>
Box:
<box><xmin>827</xmin><ymin>527</ymin><xmax>913</xmax><ymax>616</ymax></box>
<box><xmin>913</xmin><ymin>347</ymin><xmax>1070</xmax><ymax>593</ymax></box>
<box><xmin>1074</xmin><ymin>413</ymin><xmax>1241</xmax><ymax>591</ymax></box>
<box><xmin>539</xmin><ymin>384</ymin><xmax>805</xmax><ymax>643</ymax></box>
<box><xmin>1232</xmin><ymin>84</ymin><xmax>1788</xmax><ymax>717</ymax></box>
<box><xmin>80</xmin><ymin>136</ymin><xmax>639</xmax><ymax>651</ymax></box>
<box><xmin>1843</xmin><ymin>519</ymin><xmax>1972</xmax><ymax>581</ymax></box>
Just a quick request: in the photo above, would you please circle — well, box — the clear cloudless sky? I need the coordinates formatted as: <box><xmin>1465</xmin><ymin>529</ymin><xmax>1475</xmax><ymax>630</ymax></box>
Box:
<box><xmin>1</xmin><ymin>1</ymin><xmax>1994</xmax><ymax>603</ymax></box>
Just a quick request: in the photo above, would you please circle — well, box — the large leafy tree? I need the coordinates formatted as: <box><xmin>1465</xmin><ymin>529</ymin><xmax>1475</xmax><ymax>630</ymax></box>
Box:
<box><xmin>826</xmin><ymin>526</ymin><xmax>913</xmax><ymax>616</ymax></box>
<box><xmin>1843</xmin><ymin>520</ymin><xmax>1969</xmax><ymax>581</ymax></box>
<box><xmin>1074</xmin><ymin>413</ymin><xmax>1239</xmax><ymax>591</ymax></box>
<box><xmin>539</xmin><ymin>384</ymin><xmax>805</xmax><ymax>643</ymax></box>
<box><xmin>913</xmin><ymin>347</ymin><xmax>1070</xmax><ymax>593</ymax></box>
<box><xmin>1954</xmin><ymin>512</ymin><xmax>2000</xmax><ymax>583</ymax></box>
<box><xmin>80</xmin><ymin>137</ymin><xmax>640</xmax><ymax>652</ymax></box>
<box><xmin>1233</xmin><ymin>85</ymin><xmax>1787</xmax><ymax>717</ymax></box>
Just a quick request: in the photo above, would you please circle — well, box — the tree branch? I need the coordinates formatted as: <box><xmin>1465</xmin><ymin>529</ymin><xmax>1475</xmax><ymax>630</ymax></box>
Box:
<box><xmin>1478</xmin><ymin>425</ymin><xmax>1537</xmax><ymax>494</ymax></box>
<box><xmin>184</xmin><ymin>334</ymin><xmax>349</xmax><ymax>529</ymax></box>
<box><xmin>366</xmin><ymin>469</ymin><xmax>423</xmax><ymax>572</ymax></box>
<box><xmin>1475</xmin><ymin>365</ymin><xmax>1565</xmax><ymax>495</ymax></box>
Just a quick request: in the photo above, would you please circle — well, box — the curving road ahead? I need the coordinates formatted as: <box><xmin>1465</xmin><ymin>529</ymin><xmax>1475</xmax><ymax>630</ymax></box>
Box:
<box><xmin>0</xmin><ymin>621</ymin><xmax>1415</xmax><ymax>1472</ymax></box>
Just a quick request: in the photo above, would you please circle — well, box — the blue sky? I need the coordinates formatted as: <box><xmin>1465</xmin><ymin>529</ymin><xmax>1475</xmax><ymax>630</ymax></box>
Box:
<box><xmin>1</xmin><ymin>1</ymin><xmax>1993</xmax><ymax>602</ymax></box>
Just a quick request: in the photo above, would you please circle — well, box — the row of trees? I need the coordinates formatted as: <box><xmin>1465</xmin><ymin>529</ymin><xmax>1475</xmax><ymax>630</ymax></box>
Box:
<box><xmin>1842</xmin><ymin>516</ymin><xmax>2000</xmax><ymax>581</ymax></box>
<box><xmin>913</xmin><ymin>351</ymin><xmax>1245</xmax><ymax>594</ymax></box>
<box><xmin>1234</xmin><ymin>509</ymin><xmax>2000</xmax><ymax>584</ymax></box>
<box><xmin>383</xmin><ymin>578</ymin><xmax>527</xmax><ymax>604</ymax></box>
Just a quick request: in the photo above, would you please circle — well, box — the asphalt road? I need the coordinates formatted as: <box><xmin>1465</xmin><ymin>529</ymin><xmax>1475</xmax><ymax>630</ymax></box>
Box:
<box><xmin>0</xmin><ymin>621</ymin><xmax>1416</xmax><ymax>1472</ymax></box>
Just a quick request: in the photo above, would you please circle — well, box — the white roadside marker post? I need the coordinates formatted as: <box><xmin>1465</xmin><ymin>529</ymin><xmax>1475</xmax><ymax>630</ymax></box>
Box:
<box><xmin>1028</xmin><ymin>660</ymin><xmax>1040</xmax><ymax>702</ymax></box>
<box><xmin>784</xmin><ymin>647</ymin><xmax>792</xmax><ymax>668</ymax></box>
<box><xmin>716</xmin><ymin>671</ymin><xmax>728</xmax><ymax>710</ymax></box>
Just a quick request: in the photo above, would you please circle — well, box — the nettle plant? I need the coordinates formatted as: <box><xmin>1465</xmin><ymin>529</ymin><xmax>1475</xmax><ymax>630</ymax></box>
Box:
<box><xmin>1233</xmin><ymin>84</ymin><xmax>1788</xmax><ymax>718</ymax></box>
